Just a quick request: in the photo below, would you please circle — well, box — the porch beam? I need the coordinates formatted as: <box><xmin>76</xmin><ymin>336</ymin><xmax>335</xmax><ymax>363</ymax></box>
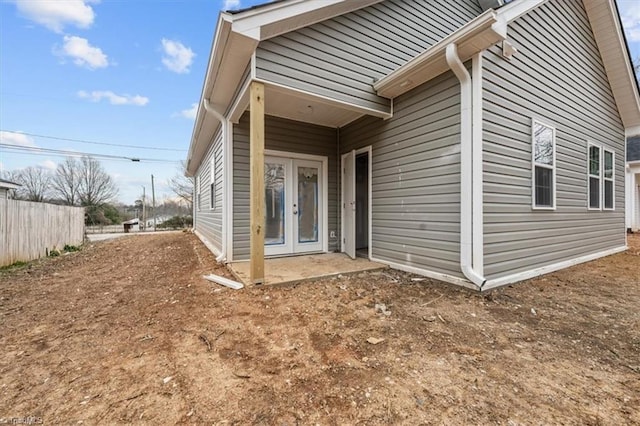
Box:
<box><xmin>249</xmin><ymin>81</ymin><xmax>265</xmax><ymax>284</ymax></box>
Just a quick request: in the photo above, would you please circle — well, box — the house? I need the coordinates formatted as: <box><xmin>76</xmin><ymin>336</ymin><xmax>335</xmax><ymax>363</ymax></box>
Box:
<box><xmin>186</xmin><ymin>0</ymin><xmax>640</xmax><ymax>291</ymax></box>
<box><xmin>0</xmin><ymin>178</ymin><xmax>20</xmax><ymax>200</ymax></box>
<box><xmin>627</xmin><ymin>136</ymin><xmax>640</xmax><ymax>232</ymax></box>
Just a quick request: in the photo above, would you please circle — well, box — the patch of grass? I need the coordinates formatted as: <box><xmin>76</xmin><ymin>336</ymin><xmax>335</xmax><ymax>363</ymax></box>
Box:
<box><xmin>63</xmin><ymin>244</ymin><xmax>81</xmax><ymax>253</ymax></box>
<box><xmin>0</xmin><ymin>260</ymin><xmax>29</xmax><ymax>271</ymax></box>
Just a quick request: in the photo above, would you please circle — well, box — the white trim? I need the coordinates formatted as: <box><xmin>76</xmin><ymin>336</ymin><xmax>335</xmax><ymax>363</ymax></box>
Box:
<box><xmin>497</xmin><ymin>0</ymin><xmax>548</xmax><ymax>23</ymax></box>
<box><xmin>254</xmin><ymin>78</ymin><xmax>392</xmax><ymax>120</ymax></box>
<box><xmin>531</xmin><ymin>119</ymin><xmax>557</xmax><ymax>210</ymax></box>
<box><xmin>356</xmin><ymin>145</ymin><xmax>373</xmax><ymax>259</ymax></box>
<box><xmin>225</xmin><ymin>119</ymin><xmax>234</xmax><ymax>262</ymax></box>
<box><xmin>194</xmin><ymin>229</ymin><xmax>223</xmax><ymax>259</ymax></box>
<box><xmin>588</xmin><ymin>142</ymin><xmax>602</xmax><ymax>210</ymax></box>
<box><xmin>228</xmin><ymin>77</ymin><xmax>252</xmax><ymax>124</ymax></box>
<box><xmin>374</xmin><ymin>11</ymin><xmax>507</xmax><ymax>98</ymax></box>
<box><xmin>603</xmin><ymin>148</ymin><xmax>615</xmax><ymax>210</ymax></box>
<box><xmin>355</xmin><ymin>146</ymin><xmax>372</xmax><ymax>260</ymax></box>
<box><xmin>264</xmin><ymin>149</ymin><xmax>329</xmax><ymax>254</ymax></box>
<box><xmin>369</xmin><ymin>256</ymin><xmax>476</xmax><ymax>290</ymax></box>
<box><xmin>230</xmin><ymin>0</ymin><xmax>383</xmax><ymax>41</ymax></box>
<box><xmin>626</xmin><ymin>126</ymin><xmax>640</xmax><ymax>138</ymax></box>
<box><xmin>471</xmin><ymin>52</ymin><xmax>484</xmax><ymax>276</ymax></box>
<box><xmin>481</xmin><ymin>246</ymin><xmax>627</xmax><ymax>291</ymax></box>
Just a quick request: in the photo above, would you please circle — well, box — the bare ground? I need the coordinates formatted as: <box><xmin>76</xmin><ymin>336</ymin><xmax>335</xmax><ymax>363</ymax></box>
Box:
<box><xmin>0</xmin><ymin>232</ymin><xmax>639</xmax><ymax>425</ymax></box>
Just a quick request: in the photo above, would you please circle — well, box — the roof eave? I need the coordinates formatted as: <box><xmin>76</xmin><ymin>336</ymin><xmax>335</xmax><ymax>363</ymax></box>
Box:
<box><xmin>584</xmin><ymin>0</ymin><xmax>640</xmax><ymax>131</ymax></box>
<box><xmin>374</xmin><ymin>10</ymin><xmax>507</xmax><ymax>99</ymax></box>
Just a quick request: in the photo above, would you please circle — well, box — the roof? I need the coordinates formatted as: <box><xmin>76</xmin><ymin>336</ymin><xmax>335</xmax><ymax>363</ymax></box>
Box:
<box><xmin>226</xmin><ymin>0</ymin><xmax>284</xmax><ymax>14</ymax></box>
<box><xmin>187</xmin><ymin>0</ymin><xmax>640</xmax><ymax>175</ymax></box>
<box><xmin>628</xmin><ymin>136</ymin><xmax>640</xmax><ymax>162</ymax></box>
<box><xmin>0</xmin><ymin>178</ymin><xmax>21</xmax><ymax>190</ymax></box>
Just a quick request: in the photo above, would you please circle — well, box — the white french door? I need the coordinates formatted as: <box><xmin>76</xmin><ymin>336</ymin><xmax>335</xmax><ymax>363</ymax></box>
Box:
<box><xmin>264</xmin><ymin>155</ymin><xmax>324</xmax><ymax>256</ymax></box>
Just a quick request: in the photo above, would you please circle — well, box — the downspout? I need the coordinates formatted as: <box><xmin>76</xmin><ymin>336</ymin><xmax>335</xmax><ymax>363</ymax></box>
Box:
<box><xmin>203</xmin><ymin>98</ymin><xmax>227</xmax><ymax>263</ymax></box>
<box><xmin>445</xmin><ymin>43</ymin><xmax>487</xmax><ymax>290</ymax></box>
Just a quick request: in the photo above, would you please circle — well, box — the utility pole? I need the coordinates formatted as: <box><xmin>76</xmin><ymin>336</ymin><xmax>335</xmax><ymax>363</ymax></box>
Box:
<box><xmin>151</xmin><ymin>174</ymin><xmax>157</xmax><ymax>231</ymax></box>
<box><xmin>142</xmin><ymin>186</ymin><xmax>146</xmax><ymax>231</ymax></box>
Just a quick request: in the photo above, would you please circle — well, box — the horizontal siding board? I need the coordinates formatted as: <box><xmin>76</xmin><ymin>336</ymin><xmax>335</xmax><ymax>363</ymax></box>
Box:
<box><xmin>255</xmin><ymin>0</ymin><xmax>481</xmax><ymax>114</ymax></box>
<box><xmin>195</xmin><ymin>129</ymin><xmax>224</xmax><ymax>251</ymax></box>
<box><xmin>341</xmin><ymin>70</ymin><xmax>462</xmax><ymax>278</ymax></box>
<box><xmin>483</xmin><ymin>2</ymin><xmax>625</xmax><ymax>278</ymax></box>
<box><xmin>481</xmin><ymin>0</ymin><xmax>626</xmax><ymax>280</ymax></box>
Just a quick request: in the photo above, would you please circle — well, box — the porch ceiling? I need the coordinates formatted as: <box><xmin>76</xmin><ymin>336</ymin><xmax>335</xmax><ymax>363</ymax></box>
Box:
<box><xmin>239</xmin><ymin>82</ymin><xmax>369</xmax><ymax>128</ymax></box>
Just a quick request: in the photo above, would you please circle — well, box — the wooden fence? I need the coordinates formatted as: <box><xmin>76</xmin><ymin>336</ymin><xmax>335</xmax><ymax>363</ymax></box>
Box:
<box><xmin>0</xmin><ymin>199</ymin><xmax>85</xmax><ymax>266</ymax></box>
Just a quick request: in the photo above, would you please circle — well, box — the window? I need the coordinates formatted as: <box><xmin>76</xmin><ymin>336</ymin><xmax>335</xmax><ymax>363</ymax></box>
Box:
<box><xmin>210</xmin><ymin>156</ymin><xmax>216</xmax><ymax>210</ymax></box>
<box><xmin>603</xmin><ymin>149</ymin><xmax>614</xmax><ymax>210</ymax></box>
<box><xmin>588</xmin><ymin>144</ymin><xmax>601</xmax><ymax>209</ymax></box>
<box><xmin>532</xmin><ymin>120</ymin><xmax>555</xmax><ymax>209</ymax></box>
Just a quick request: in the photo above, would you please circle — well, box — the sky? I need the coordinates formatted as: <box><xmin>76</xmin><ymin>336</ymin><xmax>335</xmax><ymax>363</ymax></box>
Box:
<box><xmin>0</xmin><ymin>0</ymin><xmax>639</xmax><ymax>205</ymax></box>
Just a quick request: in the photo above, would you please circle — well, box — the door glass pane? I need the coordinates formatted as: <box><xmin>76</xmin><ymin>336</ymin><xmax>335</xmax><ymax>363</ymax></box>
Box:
<box><xmin>265</xmin><ymin>162</ymin><xmax>285</xmax><ymax>245</ymax></box>
<box><xmin>298</xmin><ymin>166</ymin><xmax>318</xmax><ymax>243</ymax></box>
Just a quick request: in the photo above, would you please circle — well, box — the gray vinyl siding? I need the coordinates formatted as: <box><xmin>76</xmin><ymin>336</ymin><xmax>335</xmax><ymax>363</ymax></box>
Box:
<box><xmin>195</xmin><ymin>129</ymin><xmax>224</xmax><ymax>251</ymax></box>
<box><xmin>232</xmin><ymin>114</ymin><xmax>338</xmax><ymax>260</ymax></box>
<box><xmin>482</xmin><ymin>0</ymin><xmax>626</xmax><ymax>279</ymax></box>
<box><xmin>255</xmin><ymin>0</ymin><xmax>481</xmax><ymax>114</ymax></box>
<box><xmin>341</xmin><ymin>71</ymin><xmax>463</xmax><ymax>278</ymax></box>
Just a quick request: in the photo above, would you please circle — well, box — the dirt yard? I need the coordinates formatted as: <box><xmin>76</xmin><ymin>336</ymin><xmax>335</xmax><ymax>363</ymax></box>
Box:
<box><xmin>1</xmin><ymin>232</ymin><xmax>638</xmax><ymax>425</ymax></box>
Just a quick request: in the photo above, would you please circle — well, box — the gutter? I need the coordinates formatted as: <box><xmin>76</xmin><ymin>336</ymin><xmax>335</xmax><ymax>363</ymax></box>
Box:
<box><xmin>445</xmin><ymin>43</ymin><xmax>487</xmax><ymax>291</ymax></box>
<box><xmin>203</xmin><ymin>99</ymin><xmax>228</xmax><ymax>263</ymax></box>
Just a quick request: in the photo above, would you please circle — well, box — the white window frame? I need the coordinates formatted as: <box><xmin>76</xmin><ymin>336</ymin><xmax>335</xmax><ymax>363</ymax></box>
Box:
<box><xmin>587</xmin><ymin>142</ymin><xmax>602</xmax><ymax>211</ymax></box>
<box><xmin>531</xmin><ymin>119</ymin><xmax>556</xmax><ymax>210</ymax></box>
<box><xmin>210</xmin><ymin>154</ymin><xmax>217</xmax><ymax>210</ymax></box>
<box><xmin>603</xmin><ymin>149</ymin><xmax>615</xmax><ymax>211</ymax></box>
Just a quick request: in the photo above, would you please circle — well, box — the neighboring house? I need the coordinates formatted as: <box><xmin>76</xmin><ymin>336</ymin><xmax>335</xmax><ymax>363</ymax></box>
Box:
<box><xmin>0</xmin><ymin>178</ymin><xmax>20</xmax><ymax>200</ymax></box>
<box><xmin>627</xmin><ymin>136</ymin><xmax>640</xmax><ymax>232</ymax></box>
<box><xmin>186</xmin><ymin>0</ymin><xmax>640</xmax><ymax>290</ymax></box>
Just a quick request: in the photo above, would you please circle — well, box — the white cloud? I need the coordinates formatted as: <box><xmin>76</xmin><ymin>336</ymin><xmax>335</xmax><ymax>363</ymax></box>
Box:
<box><xmin>78</xmin><ymin>90</ymin><xmax>149</xmax><ymax>106</ymax></box>
<box><xmin>0</xmin><ymin>131</ymin><xmax>36</xmax><ymax>147</ymax></box>
<box><xmin>39</xmin><ymin>160</ymin><xmax>58</xmax><ymax>171</ymax></box>
<box><xmin>56</xmin><ymin>35</ymin><xmax>109</xmax><ymax>69</ymax></box>
<box><xmin>223</xmin><ymin>0</ymin><xmax>241</xmax><ymax>11</ymax></box>
<box><xmin>161</xmin><ymin>39</ymin><xmax>195</xmax><ymax>74</ymax></box>
<box><xmin>176</xmin><ymin>103</ymin><xmax>198</xmax><ymax>120</ymax></box>
<box><xmin>13</xmin><ymin>0</ymin><xmax>98</xmax><ymax>33</ymax></box>
<box><xmin>619</xmin><ymin>0</ymin><xmax>640</xmax><ymax>42</ymax></box>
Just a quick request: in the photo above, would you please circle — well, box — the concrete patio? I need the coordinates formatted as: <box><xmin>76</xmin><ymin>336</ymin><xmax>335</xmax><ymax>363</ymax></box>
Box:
<box><xmin>229</xmin><ymin>253</ymin><xmax>386</xmax><ymax>286</ymax></box>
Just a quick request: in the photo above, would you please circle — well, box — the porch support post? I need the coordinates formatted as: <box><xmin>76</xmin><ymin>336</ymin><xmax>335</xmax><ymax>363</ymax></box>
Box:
<box><xmin>249</xmin><ymin>81</ymin><xmax>265</xmax><ymax>284</ymax></box>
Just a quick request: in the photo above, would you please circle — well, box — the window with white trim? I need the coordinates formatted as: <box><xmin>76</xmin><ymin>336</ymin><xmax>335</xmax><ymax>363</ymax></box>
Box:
<box><xmin>588</xmin><ymin>144</ymin><xmax>601</xmax><ymax>210</ymax></box>
<box><xmin>532</xmin><ymin>120</ymin><xmax>555</xmax><ymax>209</ymax></box>
<box><xmin>603</xmin><ymin>149</ymin><xmax>614</xmax><ymax>210</ymax></box>
<box><xmin>210</xmin><ymin>155</ymin><xmax>216</xmax><ymax>210</ymax></box>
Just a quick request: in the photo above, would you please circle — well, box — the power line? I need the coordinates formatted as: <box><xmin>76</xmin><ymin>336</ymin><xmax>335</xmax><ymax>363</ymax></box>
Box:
<box><xmin>0</xmin><ymin>143</ymin><xmax>180</xmax><ymax>164</ymax></box>
<box><xmin>0</xmin><ymin>130</ymin><xmax>187</xmax><ymax>152</ymax></box>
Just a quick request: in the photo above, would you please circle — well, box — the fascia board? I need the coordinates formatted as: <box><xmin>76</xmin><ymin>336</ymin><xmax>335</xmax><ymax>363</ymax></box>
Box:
<box><xmin>231</xmin><ymin>0</ymin><xmax>382</xmax><ymax>41</ymax></box>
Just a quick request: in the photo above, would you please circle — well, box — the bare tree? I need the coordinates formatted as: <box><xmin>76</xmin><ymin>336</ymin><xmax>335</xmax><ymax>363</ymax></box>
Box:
<box><xmin>51</xmin><ymin>157</ymin><xmax>80</xmax><ymax>205</ymax></box>
<box><xmin>77</xmin><ymin>156</ymin><xmax>118</xmax><ymax>207</ymax></box>
<box><xmin>14</xmin><ymin>166</ymin><xmax>51</xmax><ymax>202</ymax></box>
<box><xmin>0</xmin><ymin>170</ymin><xmax>22</xmax><ymax>199</ymax></box>
<box><xmin>168</xmin><ymin>161</ymin><xmax>193</xmax><ymax>211</ymax></box>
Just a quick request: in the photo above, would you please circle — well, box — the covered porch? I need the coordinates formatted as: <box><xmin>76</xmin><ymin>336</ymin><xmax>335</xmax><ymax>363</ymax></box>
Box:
<box><xmin>236</xmin><ymin>80</ymin><xmax>383</xmax><ymax>284</ymax></box>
